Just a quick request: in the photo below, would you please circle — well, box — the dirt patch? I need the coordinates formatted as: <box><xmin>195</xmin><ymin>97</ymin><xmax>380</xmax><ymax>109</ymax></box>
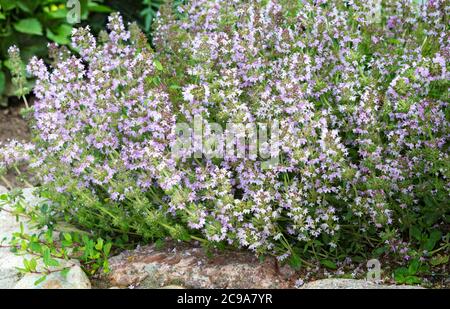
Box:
<box><xmin>0</xmin><ymin>99</ymin><xmax>32</xmax><ymax>188</ymax></box>
<box><xmin>0</xmin><ymin>100</ymin><xmax>31</xmax><ymax>143</ymax></box>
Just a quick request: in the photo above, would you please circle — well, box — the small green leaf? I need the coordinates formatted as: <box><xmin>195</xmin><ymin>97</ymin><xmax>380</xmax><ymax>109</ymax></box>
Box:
<box><xmin>0</xmin><ymin>0</ymin><xmax>16</xmax><ymax>11</ymax></box>
<box><xmin>153</xmin><ymin>60</ymin><xmax>163</xmax><ymax>71</ymax></box>
<box><xmin>13</xmin><ymin>18</ymin><xmax>43</xmax><ymax>36</ymax></box>
<box><xmin>60</xmin><ymin>268</ymin><xmax>70</xmax><ymax>278</ymax></box>
<box><xmin>42</xmin><ymin>248</ymin><xmax>58</xmax><ymax>267</ymax></box>
<box><xmin>424</xmin><ymin>230</ymin><xmax>442</xmax><ymax>251</ymax></box>
<box><xmin>103</xmin><ymin>242</ymin><xmax>112</xmax><ymax>256</ymax></box>
<box><xmin>63</xmin><ymin>233</ymin><xmax>72</xmax><ymax>242</ymax></box>
<box><xmin>394</xmin><ymin>267</ymin><xmax>410</xmax><ymax>283</ymax></box>
<box><xmin>102</xmin><ymin>260</ymin><xmax>110</xmax><ymax>273</ymax></box>
<box><xmin>320</xmin><ymin>259</ymin><xmax>337</xmax><ymax>270</ymax></box>
<box><xmin>29</xmin><ymin>242</ymin><xmax>42</xmax><ymax>254</ymax></box>
<box><xmin>429</xmin><ymin>230</ymin><xmax>442</xmax><ymax>243</ymax></box>
<box><xmin>29</xmin><ymin>258</ymin><xmax>37</xmax><ymax>272</ymax></box>
<box><xmin>408</xmin><ymin>259</ymin><xmax>420</xmax><ymax>275</ymax></box>
<box><xmin>410</xmin><ymin>226</ymin><xmax>422</xmax><ymax>242</ymax></box>
<box><xmin>87</xmin><ymin>2</ymin><xmax>112</xmax><ymax>13</ymax></box>
<box><xmin>430</xmin><ymin>254</ymin><xmax>449</xmax><ymax>266</ymax></box>
<box><xmin>46</xmin><ymin>24</ymin><xmax>72</xmax><ymax>45</ymax></box>
<box><xmin>288</xmin><ymin>254</ymin><xmax>302</xmax><ymax>270</ymax></box>
<box><xmin>45</xmin><ymin>9</ymin><xmax>68</xmax><ymax>19</ymax></box>
<box><xmin>405</xmin><ymin>276</ymin><xmax>422</xmax><ymax>285</ymax></box>
<box><xmin>23</xmin><ymin>258</ymin><xmax>30</xmax><ymax>271</ymax></box>
<box><xmin>47</xmin><ymin>258</ymin><xmax>60</xmax><ymax>267</ymax></box>
<box><xmin>34</xmin><ymin>276</ymin><xmax>47</xmax><ymax>286</ymax></box>
<box><xmin>95</xmin><ymin>238</ymin><xmax>104</xmax><ymax>251</ymax></box>
<box><xmin>0</xmin><ymin>71</ymin><xmax>5</xmax><ymax>95</ymax></box>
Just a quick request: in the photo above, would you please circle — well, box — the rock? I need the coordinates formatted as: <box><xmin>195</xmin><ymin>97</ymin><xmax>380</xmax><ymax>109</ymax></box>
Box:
<box><xmin>0</xmin><ymin>190</ymin><xmax>31</xmax><ymax>289</ymax></box>
<box><xmin>14</xmin><ymin>264</ymin><xmax>91</xmax><ymax>289</ymax></box>
<box><xmin>160</xmin><ymin>285</ymin><xmax>185</xmax><ymax>289</ymax></box>
<box><xmin>300</xmin><ymin>279</ymin><xmax>424</xmax><ymax>289</ymax></box>
<box><xmin>0</xmin><ymin>186</ymin><xmax>7</xmax><ymax>194</ymax></box>
<box><xmin>0</xmin><ymin>188</ymin><xmax>92</xmax><ymax>289</ymax></box>
<box><xmin>105</xmin><ymin>242</ymin><xmax>297</xmax><ymax>289</ymax></box>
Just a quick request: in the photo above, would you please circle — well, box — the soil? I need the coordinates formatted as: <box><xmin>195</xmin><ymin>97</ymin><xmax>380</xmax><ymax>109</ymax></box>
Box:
<box><xmin>0</xmin><ymin>100</ymin><xmax>31</xmax><ymax>143</ymax></box>
<box><xmin>0</xmin><ymin>99</ymin><xmax>32</xmax><ymax>188</ymax></box>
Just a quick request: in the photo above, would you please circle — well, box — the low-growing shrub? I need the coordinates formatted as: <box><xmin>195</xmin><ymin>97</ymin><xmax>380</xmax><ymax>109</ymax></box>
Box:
<box><xmin>0</xmin><ymin>0</ymin><xmax>449</xmax><ymax>274</ymax></box>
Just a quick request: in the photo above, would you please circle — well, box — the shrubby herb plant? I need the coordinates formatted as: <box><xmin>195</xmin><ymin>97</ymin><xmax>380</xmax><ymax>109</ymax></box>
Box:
<box><xmin>0</xmin><ymin>0</ymin><xmax>448</xmax><ymax>282</ymax></box>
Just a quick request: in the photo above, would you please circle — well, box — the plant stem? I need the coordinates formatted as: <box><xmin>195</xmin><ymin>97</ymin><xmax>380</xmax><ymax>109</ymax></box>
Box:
<box><xmin>0</xmin><ymin>175</ymin><xmax>13</xmax><ymax>190</ymax></box>
<box><xmin>22</xmin><ymin>95</ymin><xmax>29</xmax><ymax>109</ymax></box>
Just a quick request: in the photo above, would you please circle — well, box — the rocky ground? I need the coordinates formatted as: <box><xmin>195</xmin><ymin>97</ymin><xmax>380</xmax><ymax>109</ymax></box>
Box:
<box><xmin>0</xmin><ymin>185</ymin><xmax>426</xmax><ymax>289</ymax></box>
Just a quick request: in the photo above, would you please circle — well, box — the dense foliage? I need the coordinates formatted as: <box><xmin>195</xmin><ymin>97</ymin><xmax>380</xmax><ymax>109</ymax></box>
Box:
<box><xmin>0</xmin><ymin>0</ymin><xmax>449</xmax><ymax>280</ymax></box>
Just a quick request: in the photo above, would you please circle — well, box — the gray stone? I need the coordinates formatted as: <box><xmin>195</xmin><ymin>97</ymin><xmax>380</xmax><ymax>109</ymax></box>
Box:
<box><xmin>300</xmin><ymin>279</ymin><xmax>424</xmax><ymax>289</ymax></box>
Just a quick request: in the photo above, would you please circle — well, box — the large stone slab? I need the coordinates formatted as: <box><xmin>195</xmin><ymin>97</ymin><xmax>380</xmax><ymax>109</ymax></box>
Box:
<box><xmin>105</xmin><ymin>242</ymin><xmax>297</xmax><ymax>289</ymax></box>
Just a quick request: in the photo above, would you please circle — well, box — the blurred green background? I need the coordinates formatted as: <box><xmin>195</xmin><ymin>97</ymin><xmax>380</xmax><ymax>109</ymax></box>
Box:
<box><xmin>0</xmin><ymin>0</ymin><xmax>178</xmax><ymax>106</ymax></box>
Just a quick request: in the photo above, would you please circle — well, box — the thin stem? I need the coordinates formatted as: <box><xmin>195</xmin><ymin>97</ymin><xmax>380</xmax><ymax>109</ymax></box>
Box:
<box><xmin>22</xmin><ymin>95</ymin><xmax>29</xmax><ymax>109</ymax></box>
<box><xmin>0</xmin><ymin>175</ymin><xmax>13</xmax><ymax>190</ymax></box>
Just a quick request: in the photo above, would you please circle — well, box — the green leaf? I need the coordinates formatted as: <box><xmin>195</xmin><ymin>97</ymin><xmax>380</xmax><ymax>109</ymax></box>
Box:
<box><xmin>63</xmin><ymin>233</ymin><xmax>72</xmax><ymax>242</ymax></box>
<box><xmin>102</xmin><ymin>260</ymin><xmax>110</xmax><ymax>273</ymax></box>
<box><xmin>95</xmin><ymin>238</ymin><xmax>104</xmax><ymax>251</ymax></box>
<box><xmin>45</xmin><ymin>9</ymin><xmax>69</xmax><ymax>19</ymax></box>
<box><xmin>42</xmin><ymin>248</ymin><xmax>59</xmax><ymax>267</ymax></box>
<box><xmin>0</xmin><ymin>0</ymin><xmax>16</xmax><ymax>10</ymax></box>
<box><xmin>153</xmin><ymin>60</ymin><xmax>163</xmax><ymax>71</ymax></box>
<box><xmin>429</xmin><ymin>230</ymin><xmax>442</xmax><ymax>244</ymax></box>
<box><xmin>34</xmin><ymin>276</ymin><xmax>47</xmax><ymax>286</ymax></box>
<box><xmin>23</xmin><ymin>258</ymin><xmax>30</xmax><ymax>271</ymax></box>
<box><xmin>405</xmin><ymin>276</ymin><xmax>422</xmax><ymax>285</ymax></box>
<box><xmin>29</xmin><ymin>258</ymin><xmax>37</xmax><ymax>272</ymax></box>
<box><xmin>320</xmin><ymin>259</ymin><xmax>337</xmax><ymax>270</ymax></box>
<box><xmin>103</xmin><ymin>242</ymin><xmax>112</xmax><ymax>256</ymax></box>
<box><xmin>47</xmin><ymin>258</ymin><xmax>60</xmax><ymax>267</ymax></box>
<box><xmin>60</xmin><ymin>268</ymin><xmax>70</xmax><ymax>278</ymax></box>
<box><xmin>424</xmin><ymin>230</ymin><xmax>442</xmax><ymax>251</ymax></box>
<box><xmin>87</xmin><ymin>2</ymin><xmax>112</xmax><ymax>13</ymax></box>
<box><xmin>410</xmin><ymin>226</ymin><xmax>422</xmax><ymax>242</ymax></box>
<box><xmin>16</xmin><ymin>0</ymin><xmax>38</xmax><ymax>13</ymax></box>
<box><xmin>46</xmin><ymin>24</ymin><xmax>72</xmax><ymax>45</ymax></box>
<box><xmin>430</xmin><ymin>254</ymin><xmax>449</xmax><ymax>266</ymax></box>
<box><xmin>30</xmin><ymin>242</ymin><xmax>42</xmax><ymax>254</ymax></box>
<box><xmin>13</xmin><ymin>18</ymin><xmax>43</xmax><ymax>36</ymax></box>
<box><xmin>408</xmin><ymin>259</ymin><xmax>420</xmax><ymax>275</ymax></box>
<box><xmin>288</xmin><ymin>254</ymin><xmax>302</xmax><ymax>270</ymax></box>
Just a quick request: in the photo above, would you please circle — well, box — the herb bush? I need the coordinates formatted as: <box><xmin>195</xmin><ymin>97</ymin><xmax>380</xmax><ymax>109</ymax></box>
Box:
<box><xmin>0</xmin><ymin>0</ymin><xmax>449</xmax><ymax>274</ymax></box>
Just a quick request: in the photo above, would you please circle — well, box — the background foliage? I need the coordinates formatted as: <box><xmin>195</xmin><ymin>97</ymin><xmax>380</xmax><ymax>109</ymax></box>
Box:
<box><xmin>0</xmin><ymin>0</ymin><xmax>112</xmax><ymax>106</ymax></box>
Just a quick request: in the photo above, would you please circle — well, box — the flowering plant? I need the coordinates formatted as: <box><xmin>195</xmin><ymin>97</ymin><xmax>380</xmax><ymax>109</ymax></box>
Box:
<box><xmin>1</xmin><ymin>0</ymin><xmax>449</xmax><ymax>271</ymax></box>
